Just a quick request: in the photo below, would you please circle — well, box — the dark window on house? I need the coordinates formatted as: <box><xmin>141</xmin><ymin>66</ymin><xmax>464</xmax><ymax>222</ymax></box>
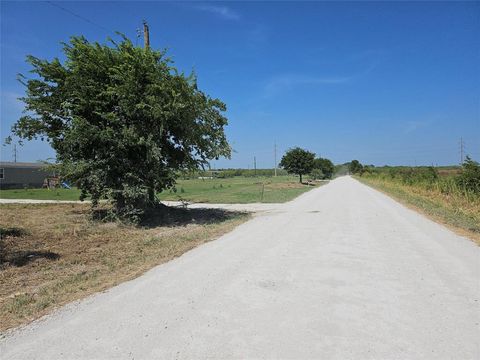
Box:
<box><xmin>0</xmin><ymin>168</ymin><xmax>4</xmax><ymax>179</ymax></box>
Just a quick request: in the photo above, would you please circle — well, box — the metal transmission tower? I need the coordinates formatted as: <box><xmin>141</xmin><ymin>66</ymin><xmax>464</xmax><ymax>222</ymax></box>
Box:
<box><xmin>13</xmin><ymin>143</ymin><xmax>17</xmax><ymax>163</ymax></box>
<box><xmin>459</xmin><ymin>137</ymin><xmax>466</xmax><ymax>164</ymax></box>
<box><xmin>274</xmin><ymin>141</ymin><xmax>277</xmax><ymax>177</ymax></box>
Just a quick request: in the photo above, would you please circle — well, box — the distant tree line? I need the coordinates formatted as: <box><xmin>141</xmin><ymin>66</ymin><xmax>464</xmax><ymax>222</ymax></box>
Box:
<box><xmin>181</xmin><ymin>168</ymin><xmax>290</xmax><ymax>179</ymax></box>
<box><xmin>354</xmin><ymin>156</ymin><xmax>480</xmax><ymax>195</ymax></box>
<box><xmin>183</xmin><ymin>147</ymin><xmax>338</xmax><ymax>183</ymax></box>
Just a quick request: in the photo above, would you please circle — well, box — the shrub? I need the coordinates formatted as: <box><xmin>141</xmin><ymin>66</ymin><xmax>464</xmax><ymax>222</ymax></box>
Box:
<box><xmin>310</xmin><ymin>168</ymin><xmax>324</xmax><ymax>180</ymax></box>
<box><xmin>457</xmin><ymin>156</ymin><xmax>480</xmax><ymax>194</ymax></box>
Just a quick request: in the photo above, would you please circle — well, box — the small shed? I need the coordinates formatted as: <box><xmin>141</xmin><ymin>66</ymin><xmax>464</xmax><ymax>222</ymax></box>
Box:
<box><xmin>0</xmin><ymin>162</ymin><xmax>53</xmax><ymax>189</ymax></box>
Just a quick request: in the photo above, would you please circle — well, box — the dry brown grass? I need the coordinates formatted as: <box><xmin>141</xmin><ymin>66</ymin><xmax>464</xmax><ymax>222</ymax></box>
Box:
<box><xmin>437</xmin><ymin>168</ymin><xmax>461</xmax><ymax>177</ymax></box>
<box><xmin>266</xmin><ymin>182</ymin><xmax>305</xmax><ymax>190</ymax></box>
<box><xmin>358</xmin><ymin>177</ymin><xmax>480</xmax><ymax>245</ymax></box>
<box><xmin>266</xmin><ymin>180</ymin><xmax>320</xmax><ymax>190</ymax></box>
<box><xmin>0</xmin><ymin>203</ymin><xmax>249</xmax><ymax>332</ymax></box>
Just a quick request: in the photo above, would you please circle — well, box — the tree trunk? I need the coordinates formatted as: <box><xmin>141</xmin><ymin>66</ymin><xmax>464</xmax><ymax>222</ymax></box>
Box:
<box><xmin>148</xmin><ymin>186</ymin><xmax>155</xmax><ymax>203</ymax></box>
<box><xmin>299</xmin><ymin>174</ymin><xmax>302</xmax><ymax>183</ymax></box>
<box><xmin>115</xmin><ymin>194</ymin><xmax>126</xmax><ymax>214</ymax></box>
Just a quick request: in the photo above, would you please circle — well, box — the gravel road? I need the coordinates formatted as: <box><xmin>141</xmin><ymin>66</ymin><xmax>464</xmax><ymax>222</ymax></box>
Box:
<box><xmin>1</xmin><ymin>176</ymin><xmax>479</xmax><ymax>359</ymax></box>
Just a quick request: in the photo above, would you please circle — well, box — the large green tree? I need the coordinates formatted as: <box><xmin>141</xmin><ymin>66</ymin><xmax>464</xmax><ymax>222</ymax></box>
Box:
<box><xmin>279</xmin><ymin>147</ymin><xmax>315</xmax><ymax>183</ymax></box>
<box><xmin>9</xmin><ymin>35</ymin><xmax>230</xmax><ymax>220</ymax></box>
<box><xmin>313</xmin><ymin>157</ymin><xmax>335</xmax><ymax>179</ymax></box>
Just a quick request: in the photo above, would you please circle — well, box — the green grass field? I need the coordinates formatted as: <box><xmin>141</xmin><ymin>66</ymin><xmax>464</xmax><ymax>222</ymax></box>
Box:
<box><xmin>0</xmin><ymin>188</ymin><xmax>84</xmax><ymax>201</ymax></box>
<box><xmin>0</xmin><ymin>176</ymin><xmax>320</xmax><ymax>203</ymax></box>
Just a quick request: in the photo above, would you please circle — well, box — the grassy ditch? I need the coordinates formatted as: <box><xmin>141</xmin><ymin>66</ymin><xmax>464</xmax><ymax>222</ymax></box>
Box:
<box><xmin>357</xmin><ymin>175</ymin><xmax>480</xmax><ymax>244</ymax></box>
<box><xmin>0</xmin><ymin>203</ymin><xmax>249</xmax><ymax>332</ymax></box>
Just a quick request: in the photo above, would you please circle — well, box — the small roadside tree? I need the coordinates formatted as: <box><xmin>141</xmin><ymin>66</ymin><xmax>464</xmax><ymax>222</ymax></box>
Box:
<box><xmin>8</xmin><ymin>35</ymin><xmax>230</xmax><ymax>221</ymax></box>
<box><xmin>349</xmin><ymin>160</ymin><xmax>363</xmax><ymax>174</ymax></box>
<box><xmin>279</xmin><ymin>147</ymin><xmax>315</xmax><ymax>183</ymax></box>
<box><xmin>457</xmin><ymin>156</ymin><xmax>480</xmax><ymax>194</ymax></box>
<box><xmin>310</xmin><ymin>168</ymin><xmax>324</xmax><ymax>180</ymax></box>
<box><xmin>313</xmin><ymin>157</ymin><xmax>335</xmax><ymax>179</ymax></box>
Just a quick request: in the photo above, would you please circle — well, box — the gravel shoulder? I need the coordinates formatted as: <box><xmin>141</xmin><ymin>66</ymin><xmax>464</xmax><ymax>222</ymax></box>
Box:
<box><xmin>1</xmin><ymin>176</ymin><xmax>479</xmax><ymax>359</ymax></box>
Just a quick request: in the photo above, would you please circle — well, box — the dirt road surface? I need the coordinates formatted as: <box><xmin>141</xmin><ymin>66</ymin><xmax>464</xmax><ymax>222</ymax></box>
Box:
<box><xmin>1</xmin><ymin>176</ymin><xmax>479</xmax><ymax>359</ymax></box>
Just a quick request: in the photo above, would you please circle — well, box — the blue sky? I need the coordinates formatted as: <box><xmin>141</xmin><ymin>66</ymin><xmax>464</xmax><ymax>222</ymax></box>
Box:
<box><xmin>1</xmin><ymin>1</ymin><xmax>479</xmax><ymax>167</ymax></box>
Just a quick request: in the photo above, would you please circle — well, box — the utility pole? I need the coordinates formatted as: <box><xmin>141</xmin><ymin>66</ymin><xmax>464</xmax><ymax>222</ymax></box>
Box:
<box><xmin>459</xmin><ymin>137</ymin><xmax>465</xmax><ymax>164</ymax></box>
<box><xmin>254</xmin><ymin>156</ymin><xmax>257</xmax><ymax>177</ymax></box>
<box><xmin>13</xmin><ymin>143</ymin><xmax>17</xmax><ymax>163</ymax></box>
<box><xmin>143</xmin><ymin>20</ymin><xmax>150</xmax><ymax>49</ymax></box>
<box><xmin>274</xmin><ymin>141</ymin><xmax>277</xmax><ymax>177</ymax></box>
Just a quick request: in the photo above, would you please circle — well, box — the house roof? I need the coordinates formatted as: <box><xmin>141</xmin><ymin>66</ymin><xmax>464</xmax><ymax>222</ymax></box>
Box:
<box><xmin>0</xmin><ymin>162</ymin><xmax>47</xmax><ymax>168</ymax></box>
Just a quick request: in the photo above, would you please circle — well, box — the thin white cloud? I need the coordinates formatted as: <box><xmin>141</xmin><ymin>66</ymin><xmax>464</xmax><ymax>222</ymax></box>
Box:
<box><xmin>247</xmin><ymin>24</ymin><xmax>269</xmax><ymax>46</ymax></box>
<box><xmin>404</xmin><ymin>120</ymin><xmax>433</xmax><ymax>134</ymax></box>
<box><xmin>263</xmin><ymin>74</ymin><xmax>352</xmax><ymax>98</ymax></box>
<box><xmin>194</xmin><ymin>4</ymin><xmax>240</xmax><ymax>21</ymax></box>
<box><xmin>262</xmin><ymin>56</ymin><xmax>380</xmax><ymax>98</ymax></box>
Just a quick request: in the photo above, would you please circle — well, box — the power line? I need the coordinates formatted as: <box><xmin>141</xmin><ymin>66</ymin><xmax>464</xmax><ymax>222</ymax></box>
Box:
<box><xmin>45</xmin><ymin>1</ymin><xmax>112</xmax><ymax>33</ymax></box>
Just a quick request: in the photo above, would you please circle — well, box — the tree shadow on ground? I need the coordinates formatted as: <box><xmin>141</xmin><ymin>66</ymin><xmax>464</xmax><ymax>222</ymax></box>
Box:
<box><xmin>87</xmin><ymin>203</ymin><xmax>248</xmax><ymax>228</ymax></box>
<box><xmin>139</xmin><ymin>204</ymin><xmax>247</xmax><ymax>228</ymax></box>
<box><xmin>3</xmin><ymin>251</ymin><xmax>60</xmax><ymax>267</ymax></box>
<box><xmin>300</xmin><ymin>181</ymin><xmax>317</xmax><ymax>186</ymax></box>
<box><xmin>0</xmin><ymin>227</ymin><xmax>29</xmax><ymax>238</ymax></box>
<box><xmin>1</xmin><ymin>226</ymin><xmax>60</xmax><ymax>268</ymax></box>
